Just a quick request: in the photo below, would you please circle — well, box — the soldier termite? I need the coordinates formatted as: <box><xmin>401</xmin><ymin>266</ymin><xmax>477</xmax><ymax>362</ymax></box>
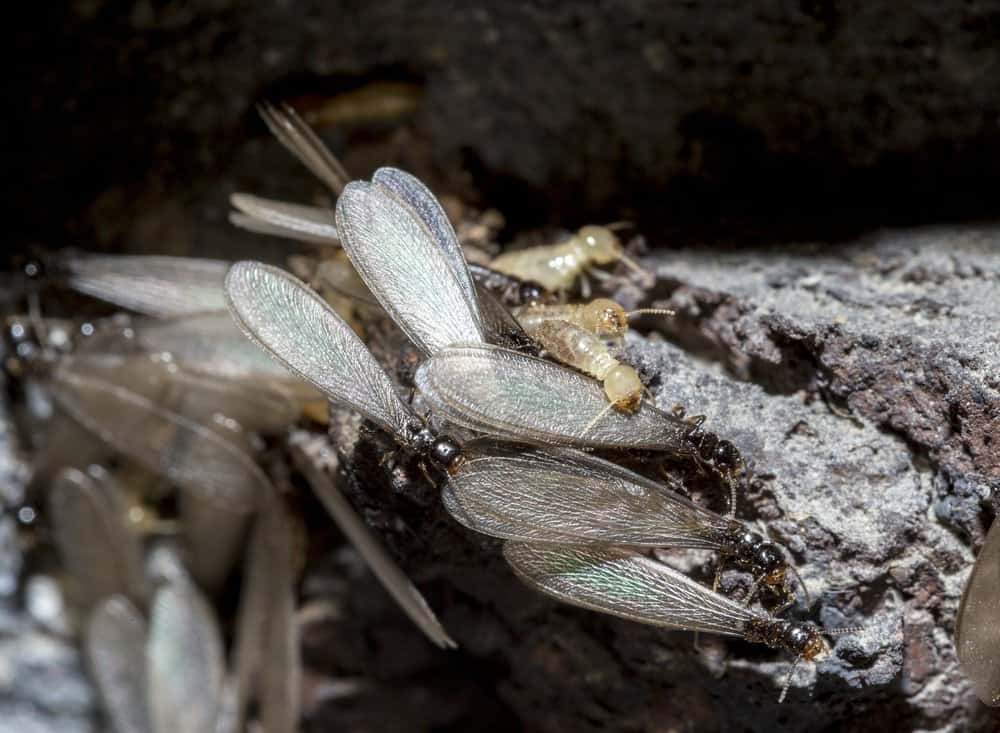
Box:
<box><xmin>224</xmin><ymin>261</ymin><xmax>459</xmax><ymax>649</ymax></box>
<box><xmin>488</xmin><ymin>224</ymin><xmax>646</xmax><ymax>294</ymax></box>
<box><xmin>443</xmin><ymin>441</ymin><xmax>800</xmax><ymax>607</ymax></box>
<box><xmin>504</xmin><ymin>542</ymin><xmax>853</xmax><ymax>703</ymax></box>
<box><xmin>955</xmin><ymin>517</ymin><xmax>1000</xmax><ymax>707</ymax></box>
<box><xmin>332</xmin><ymin>168</ymin><xmax>746</xmax><ymax>503</ymax></box>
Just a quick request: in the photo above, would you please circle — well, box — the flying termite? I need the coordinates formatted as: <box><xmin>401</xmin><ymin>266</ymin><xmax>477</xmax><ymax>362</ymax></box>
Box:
<box><xmin>504</xmin><ymin>542</ymin><xmax>857</xmax><ymax>703</ymax></box>
<box><xmin>443</xmin><ymin>440</ymin><xmax>801</xmax><ymax>608</ymax></box>
<box><xmin>332</xmin><ymin>167</ymin><xmax>746</xmax><ymax>505</ymax></box>
<box><xmin>955</xmin><ymin>517</ymin><xmax>1000</xmax><ymax>707</ymax></box>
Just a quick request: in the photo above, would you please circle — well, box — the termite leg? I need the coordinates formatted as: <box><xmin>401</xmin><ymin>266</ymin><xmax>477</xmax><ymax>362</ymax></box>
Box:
<box><xmin>579</xmin><ymin>272</ymin><xmax>592</xmax><ymax>299</ymax></box>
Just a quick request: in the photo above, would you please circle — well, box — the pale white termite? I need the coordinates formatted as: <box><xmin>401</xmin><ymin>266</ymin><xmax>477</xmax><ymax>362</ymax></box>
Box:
<box><xmin>955</xmin><ymin>517</ymin><xmax>1000</xmax><ymax>707</ymax></box>
<box><xmin>489</xmin><ymin>224</ymin><xmax>645</xmax><ymax>293</ymax></box>
<box><xmin>512</xmin><ymin>298</ymin><xmax>674</xmax><ymax>340</ymax></box>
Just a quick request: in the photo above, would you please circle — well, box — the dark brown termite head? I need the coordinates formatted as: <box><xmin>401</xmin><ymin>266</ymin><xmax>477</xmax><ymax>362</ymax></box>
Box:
<box><xmin>745</xmin><ymin>618</ymin><xmax>827</xmax><ymax>661</ymax></box>
<box><xmin>684</xmin><ymin>424</ymin><xmax>746</xmax><ymax>481</ymax></box>
<box><xmin>407</xmin><ymin>423</ymin><xmax>465</xmax><ymax>473</ymax></box>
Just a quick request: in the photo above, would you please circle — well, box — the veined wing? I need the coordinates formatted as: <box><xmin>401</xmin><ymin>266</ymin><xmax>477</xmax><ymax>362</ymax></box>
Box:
<box><xmin>415</xmin><ymin>344</ymin><xmax>689</xmax><ymax>449</ymax></box>
<box><xmin>49</xmin><ymin>361</ymin><xmax>268</xmax><ymax>512</ymax></box>
<box><xmin>259</xmin><ymin>101</ymin><xmax>350</xmax><ymax>194</ymax></box>
<box><xmin>48</xmin><ymin>467</ymin><xmax>147</xmax><ymax>609</ymax></box>
<box><xmin>86</xmin><ymin>596</ymin><xmax>152</xmax><ymax>733</ymax></box>
<box><xmin>58</xmin><ymin>254</ymin><xmax>229</xmax><ymax>317</ymax></box>
<box><xmin>446</xmin><ymin>441</ymin><xmax>729</xmax><ymax>547</ymax></box>
<box><xmin>956</xmin><ymin>519</ymin><xmax>1000</xmax><ymax>707</ymax></box>
<box><xmin>315</xmin><ymin>255</ymin><xmax>382</xmax><ymax>308</ymax></box>
<box><xmin>230</xmin><ymin>193</ymin><xmax>340</xmax><ymax>246</ymax></box>
<box><xmin>336</xmin><ymin>174</ymin><xmax>485</xmax><ymax>355</ymax></box>
<box><xmin>504</xmin><ymin>542</ymin><xmax>756</xmax><ymax>636</ymax></box>
<box><xmin>370</xmin><ymin>167</ymin><xmax>479</xmax><ymax>314</ymax></box>
<box><xmin>225</xmin><ymin>261</ymin><xmax>414</xmax><ymax>436</ymax></box>
<box><xmin>148</xmin><ymin>580</ymin><xmax>225</xmax><ymax>733</ymax></box>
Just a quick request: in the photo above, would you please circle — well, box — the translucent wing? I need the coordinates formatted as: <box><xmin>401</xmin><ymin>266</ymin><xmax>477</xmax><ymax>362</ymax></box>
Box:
<box><xmin>224</xmin><ymin>261</ymin><xmax>414</xmax><ymax>437</ymax></box>
<box><xmin>67</xmin><ymin>353</ymin><xmax>300</xmax><ymax>435</ymax></box>
<box><xmin>956</xmin><ymin>519</ymin><xmax>1000</xmax><ymax>706</ymax></box>
<box><xmin>504</xmin><ymin>542</ymin><xmax>756</xmax><ymax>636</ymax></box>
<box><xmin>259</xmin><ymin>101</ymin><xmax>350</xmax><ymax>194</ymax></box>
<box><xmin>446</xmin><ymin>441</ymin><xmax>729</xmax><ymax>547</ymax></box>
<box><xmin>416</xmin><ymin>345</ymin><xmax>689</xmax><ymax>449</ymax></box>
<box><xmin>85</xmin><ymin>596</ymin><xmax>152</xmax><ymax>733</ymax></box>
<box><xmin>48</xmin><ymin>467</ymin><xmax>147</xmax><ymax>608</ymax></box>
<box><xmin>473</xmin><ymin>282</ymin><xmax>539</xmax><ymax>354</ymax></box>
<box><xmin>336</xmin><ymin>176</ymin><xmax>485</xmax><ymax>355</ymax></box>
<box><xmin>122</xmin><ymin>312</ymin><xmax>322</xmax><ymax>400</ymax></box>
<box><xmin>49</xmin><ymin>360</ymin><xmax>268</xmax><ymax>512</ymax></box>
<box><xmin>370</xmin><ymin>167</ymin><xmax>479</xmax><ymax>313</ymax></box>
<box><xmin>148</xmin><ymin>580</ymin><xmax>225</xmax><ymax>733</ymax></box>
<box><xmin>57</xmin><ymin>254</ymin><xmax>229</xmax><ymax>317</ymax></box>
<box><xmin>315</xmin><ymin>256</ymin><xmax>382</xmax><ymax>308</ymax></box>
<box><xmin>291</xmin><ymin>439</ymin><xmax>457</xmax><ymax>649</ymax></box>
<box><xmin>230</xmin><ymin>193</ymin><xmax>340</xmax><ymax>245</ymax></box>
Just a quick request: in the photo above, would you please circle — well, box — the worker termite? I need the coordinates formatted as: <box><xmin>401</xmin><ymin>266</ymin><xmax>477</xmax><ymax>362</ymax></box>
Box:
<box><xmin>512</xmin><ymin>298</ymin><xmax>675</xmax><ymax>340</ymax></box>
<box><xmin>444</xmin><ymin>440</ymin><xmax>802</xmax><ymax>607</ymax></box>
<box><xmin>488</xmin><ymin>224</ymin><xmax>647</xmax><ymax>294</ymax></box>
<box><xmin>955</xmin><ymin>517</ymin><xmax>1000</xmax><ymax>707</ymax></box>
<box><xmin>504</xmin><ymin>542</ymin><xmax>856</xmax><ymax>703</ymax></box>
<box><xmin>332</xmin><ymin>167</ymin><xmax>746</xmax><ymax>504</ymax></box>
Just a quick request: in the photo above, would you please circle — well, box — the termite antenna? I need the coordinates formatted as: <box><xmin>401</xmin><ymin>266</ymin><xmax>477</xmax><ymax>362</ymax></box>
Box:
<box><xmin>823</xmin><ymin>625</ymin><xmax>866</xmax><ymax>636</ymax></box>
<box><xmin>726</xmin><ymin>476</ymin><xmax>738</xmax><ymax>519</ymax></box>
<box><xmin>778</xmin><ymin>656</ymin><xmax>803</xmax><ymax>704</ymax></box>
<box><xmin>625</xmin><ymin>308</ymin><xmax>676</xmax><ymax>319</ymax></box>
<box><xmin>743</xmin><ymin>575</ymin><xmax>765</xmax><ymax>607</ymax></box>
<box><xmin>580</xmin><ymin>400</ymin><xmax>617</xmax><ymax>437</ymax></box>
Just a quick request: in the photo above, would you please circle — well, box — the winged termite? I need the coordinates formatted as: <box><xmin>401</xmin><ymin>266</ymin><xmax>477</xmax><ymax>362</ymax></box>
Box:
<box><xmin>291</xmin><ymin>436</ymin><xmax>457</xmax><ymax>649</ymax></box>
<box><xmin>48</xmin><ymin>253</ymin><xmax>230</xmax><ymax>318</ymax></box>
<box><xmin>504</xmin><ymin>542</ymin><xmax>833</xmax><ymax>703</ymax></box>
<box><xmin>85</xmin><ymin>595</ymin><xmax>152</xmax><ymax>733</ymax></box>
<box><xmin>258</xmin><ymin>100</ymin><xmax>350</xmax><ymax>195</ymax></box>
<box><xmin>489</xmin><ymin>225</ymin><xmax>646</xmax><ymax>293</ymax></box>
<box><xmin>48</xmin><ymin>466</ymin><xmax>148</xmax><ymax>609</ymax></box>
<box><xmin>443</xmin><ymin>441</ymin><xmax>796</xmax><ymax>605</ymax></box>
<box><xmin>224</xmin><ymin>261</ymin><xmax>463</xmax><ymax>472</ymax></box>
<box><xmin>956</xmin><ymin>518</ymin><xmax>1000</xmax><ymax>707</ymax></box>
<box><xmin>147</xmin><ymin>578</ymin><xmax>226</xmax><ymax>733</ymax></box>
<box><xmin>332</xmin><ymin>168</ymin><xmax>745</xmax><ymax>495</ymax></box>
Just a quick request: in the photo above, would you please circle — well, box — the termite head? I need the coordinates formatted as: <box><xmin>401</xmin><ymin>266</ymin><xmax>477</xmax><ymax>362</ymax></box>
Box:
<box><xmin>746</xmin><ymin>618</ymin><xmax>826</xmax><ymax>660</ymax></box>
<box><xmin>604</xmin><ymin>364</ymin><xmax>643</xmax><ymax>412</ymax></box>
<box><xmin>577</xmin><ymin>225</ymin><xmax>623</xmax><ymax>265</ymax></box>
<box><xmin>582</xmin><ymin>298</ymin><xmax>629</xmax><ymax>338</ymax></box>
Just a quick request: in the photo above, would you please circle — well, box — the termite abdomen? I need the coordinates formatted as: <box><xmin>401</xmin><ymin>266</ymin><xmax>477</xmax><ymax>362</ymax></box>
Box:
<box><xmin>745</xmin><ymin>617</ymin><xmax>825</xmax><ymax>660</ymax></box>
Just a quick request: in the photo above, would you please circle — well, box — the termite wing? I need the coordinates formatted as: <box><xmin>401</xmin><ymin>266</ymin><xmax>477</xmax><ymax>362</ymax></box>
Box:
<box><xmin>230</xmin><ymin>193</ymin><xmax>340</xmax><ymax>245</ymax></box>
<box><xmin>86</xmin><ymin>596</ymin><xmax>152</xmax><ymax>733</ymax></box>
<box><xmin>333</xmin><ymin>169</ymin><xmax>746</xmax><ymax>496</ymax></box>
<box><xmin>48</xmin><ymin>466</ymin><xmax>148</xmax><ymax>609</ymax></box>
<box><xmin>224</xmin><ymin>260</ymin><xmax>459</xmax><ymax>647</ymax></box>
<box><xmin>504</xmin><ymin>542</ymin><xmax>826</xmax><ymax>702</ymax></box>
<box><xmin>47</xmin><ymin>356</ymin><xmax>270</xmax><ymax>591</ymax></box>
<box><xmin>444</xmin><ymin>440</ymin><xmax>797</xmax><ymax>604</ymax></box>
<box><xmin>955</xmin><ymin>517</ymin><xmax>1000</xmax><ymax>707</ymax></box>
<box><xmin>48</xmin><ymin>253</ymin><xmax>230</xmax><ymax>318</ymax></box>
<box><xmin>258</xmin><ymin>100</ymin><xmax>350</xmax><ymax>195</ymax></box>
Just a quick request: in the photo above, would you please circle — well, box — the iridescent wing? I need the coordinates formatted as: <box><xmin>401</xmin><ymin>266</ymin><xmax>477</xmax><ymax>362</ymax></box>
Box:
<box><xmin>416</xmin><ymin>344</ymin><xmax>689</xmax><ymax>450</ymax></box>
<box><xmin>258</xmin><ymin>101</ymin><xmax>350</xmax><ymax>194</ymax></box>
<box><xmin>336</xmin><ymin>172</ymin><xmax>485</xmax><ymax>355</ymax></box>
<box><xmin>49</xmin><ymin>359</ymin><xmax>269</xmax><ymax>512</ymax></box>
<box><xmin>57</xmin><ymin>254</ymin><xmax>229</xmax><ymax>317</ymax></box>
<box><xmin>956</xmin><ymin>519</ymin><xmax>1000</xmax><ymax>707</ymax></box>
<box><xmin>445</xmin><ymin>441</ymin><xmax>729</xmax><ymax>548</ymax></box>
<box><xmin>48</xmin><ymin>467</ymin><xmax>147</xmax><ymax>608</ymax></box>
<box><xmin>147</xmin><ymin>580</ymin><xmax>225</xmax><ymax>733</ymax></box>
<box><xmin>230</xmin><ymin>193</ymin><xmax>340</xmax><ymax>246</ymax></box>
<box><xmin>85</xmin><ymin>596</ymin><xmax>152</xmax><ymax>733</ymax></box>
<box><xmin>504</xmin><ymin>542</ymin><xmax>756</xmax><ymax>636</ymax></box>
<box><xmin>291</xmin><ymin>438</ymin><xmax>457</xmax><ymax>649</ymax></box>
<box><xmin>224</xmin><ymin>261</ymin><xmax>414</xmax><ymax>437</ymax></box>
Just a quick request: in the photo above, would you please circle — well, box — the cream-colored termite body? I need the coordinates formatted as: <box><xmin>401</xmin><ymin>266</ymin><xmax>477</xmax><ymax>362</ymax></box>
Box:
<box><xmin>489</xmin><ymin>225</ymin><xmax>642</xmax><ymax>292</ymax></box>
<box><xmin>524</xmin><ymin>318</ymin><xmax>645</xmax><ymax>412</ymax></box>
<box><xmin>513</xmin><ymin>298</ymin><xmax>673</xmax><ymax>339</ymax></box>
